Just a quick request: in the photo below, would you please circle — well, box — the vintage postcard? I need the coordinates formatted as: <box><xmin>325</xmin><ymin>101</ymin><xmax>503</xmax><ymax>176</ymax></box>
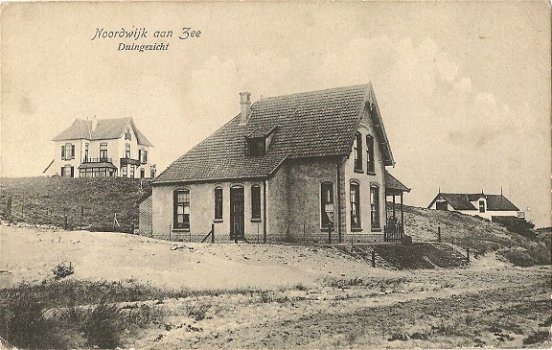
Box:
<box><xmin>0</xmin><ymin>1</ymin><xmax>550</xmax><ymax>349</ymax></box>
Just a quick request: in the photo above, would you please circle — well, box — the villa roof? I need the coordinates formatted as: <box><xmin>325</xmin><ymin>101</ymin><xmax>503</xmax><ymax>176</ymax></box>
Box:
<box><xmin>53</xmin><ymin>117</ymin><xmax>153</xmax><ymax>147</ymax></box>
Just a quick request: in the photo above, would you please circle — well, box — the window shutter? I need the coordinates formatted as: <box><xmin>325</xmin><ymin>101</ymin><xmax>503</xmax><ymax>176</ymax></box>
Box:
<box><xmin>61</xmin><ymin>146</ymin><xmax>65</xmax><ymax>160</ymax></box>
<box><xmin>71</xmin><ymin>145</ymin><xmax>75</xmax><ymax>159</ymax></box>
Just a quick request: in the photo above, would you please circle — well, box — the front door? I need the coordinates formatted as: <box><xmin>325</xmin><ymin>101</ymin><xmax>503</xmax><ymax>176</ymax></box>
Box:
<box><xmin>230</xmin><ymin>186</ymin><xmax>244</xmax><ymax>239</ymax></box>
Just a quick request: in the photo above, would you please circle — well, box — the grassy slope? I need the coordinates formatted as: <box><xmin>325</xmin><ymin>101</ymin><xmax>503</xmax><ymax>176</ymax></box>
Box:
<box><xmin>0</xmin><ymin>177</ymin><xmax>548</xmax><ymax>266</ymax></box>
<box><xmin>0</xmin><ymin>177</ymin><xmax>151</xmax><ymax>231</ymax></box>
<box><xmin>403</xmin><ymin>205</ymin><xmax>551</xmax><ymax>266</ymax></box>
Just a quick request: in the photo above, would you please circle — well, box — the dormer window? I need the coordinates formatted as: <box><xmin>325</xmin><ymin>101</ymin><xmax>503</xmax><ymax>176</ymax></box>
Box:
<box><xmin>247</xmin><ymin>137</ymin><xmax>266</xmax><ymax>156</ymax></box>
<box><xmin>479</xmin><ymin>200</ymin><xmax>486</xmax><ymax>213</ymax></box>
<box><xmin>245</xmin><ymin>125</ymin><xmax>278</xmax><ymax>157</ymax></box>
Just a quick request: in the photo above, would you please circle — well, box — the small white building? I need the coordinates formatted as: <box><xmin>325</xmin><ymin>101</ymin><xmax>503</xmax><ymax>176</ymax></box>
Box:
<box><xmin>427</xmin><ymin>191</ymin><xmax>524</xmax><ymax>220</ymax></box>
<box><xmin>44</xmin><ymin>117</ymin><xmax>156</xmax><ymax>178</ymax></box>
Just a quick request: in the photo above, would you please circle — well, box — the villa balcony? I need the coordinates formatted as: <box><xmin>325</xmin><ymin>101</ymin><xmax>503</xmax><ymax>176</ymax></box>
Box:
<box><xmin>120</xmin><ymin>157</ymin><xmax>141</xmax><ymax>167</ymax></box>
<box><xmin>83</xmin><ymin>157</ymin><xmax>113</xmax><ymax>163</ymax></box>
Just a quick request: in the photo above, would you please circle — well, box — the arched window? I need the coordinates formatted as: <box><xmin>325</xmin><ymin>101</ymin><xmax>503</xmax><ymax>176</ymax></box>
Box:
<box><xmin>174</xmin><ymin>188</ymin><xmax>190</xmax><ymax>230</ymax></box>
<box><xmin>320</xmin><ymin>182</ymin><xmax>334</xmax><ymax>229</ymax></box>
<box><xmin>366</xmin><ymin>135</ymin><xmax>375</xmax><ymax>173</ymax></box>
<box><xmin>370</xmin><ymin>185</ymin><xmax>380</xmax><ymax>229</ymax></box>
<box><xmin>214</xmin><ymin>187</ymin><xmax>223</xmax><ymax>220</ymax></box>
<box><xmin>353</xmin><ymin>133</ymin><xmax>363</xmax><ymax>171</ymax></box>
<box><xmin>350</xmin><ymin>182</ymin><xmax>361</xmax><ymax>228</ymax></box>
<box><xmin>251</xmin><ymin>185</ymin><xmax>261</xmax><ymax>221</ymax></box>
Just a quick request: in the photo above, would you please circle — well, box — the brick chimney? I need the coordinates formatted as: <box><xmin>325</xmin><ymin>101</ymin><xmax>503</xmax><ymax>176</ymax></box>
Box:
<box><xmin>239</xmin><ymin>92</ymin><xmax>251</xmax><ymax>125</ymax></box>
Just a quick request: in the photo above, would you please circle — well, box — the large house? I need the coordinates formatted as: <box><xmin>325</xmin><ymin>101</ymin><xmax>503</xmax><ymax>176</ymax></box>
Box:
<box><xmin>44</xmin><ymin>117</ymin><xmax>156</xmax><ymax>178</ymax></box>
<box><xmin>427</xmin><ymin>191</ymin><xmax>523</xmax><ymax>220</ymax></box>
<box><xmin>141</xmin><ymin>83</ymin><xmax>409</xmax><ymax>243</ymax></box>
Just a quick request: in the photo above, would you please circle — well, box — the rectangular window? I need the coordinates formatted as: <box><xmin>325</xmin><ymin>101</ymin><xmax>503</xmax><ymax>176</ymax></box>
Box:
<box><xmin>320</xmin><ymin>182</ymin><xmax>334</xmax><ymax>229</ymax></box>
<box><xmin>174</xmin><ymin>190</ymin><xmax>190</xmax><ymax>229</ymax></box>
<box><xmin>130</xmin><ymin>165</ymin><xmax>135</xmax><ymax>178</ymax></box>
<box><xmin>61</xmin><ymin>146</ymin><xmax>65</xmax><ymax>160</ymax></box>
<box><xmin>125</xmin><ymin>144</ymin><xmax>131</xmax><ymax>159</ymax></box>
<box><xmin>138</xmin><ymin>149</ymin><xmax>142</xmax><ymax>162</ymax></box>
<box><xmin>121</xmin><ymin>165</ymin><xmax>127</xmax><ymax>177</ymax></box>
<box><xmin>366</xmin><ymin>135</ymin><xmax>375</xmax><ymax>173</ymax></box>
<box><xmin>65</xmin><ymin>143</ymin><xmax>72</xmax><ymax>160</ymax></box>
<box><xmin>354</xmin><ymin>133</ymin><xmax>362</xmax><ymax>171</ymax></box>
<box><xmin>61</xmin><ymin>165</ymin><xmax>73</xmax><ymax>178</ymax></box>
<box><xmin>124</xmin><ymin>130</ymin><xmax>131</xmax><ymax>141</ymax></box>
<box><xmin>84</xmin><ymin>143</ymin><xmax>89</xmax><ymax>162</ymax></box>
<box><xmin>350</xmin><ymin>183</ymin><xmax>361</xmax><ymax>228</ymax></box>
<box><xmin>214</xmin><ymin>187</ymin><xmax>223</xmax><ymax>220</ymax></box>
<box><xmin>143</xmin><ymin>150</ymin><xmax>148</xmax><ymax>163</ymax></box>
<box><xmin>100</xmin><ymin>143</ymin><xmax>108</xmax><ymax>160</ymax></box>
<box><xmin>371</xmin><ymin>186</ymin><xmax>380</xmax><ymax>229</ymax></box>
<box><xmin>479</xmin><ymin>200</ymin><xmax>485</xmax><ymax>213</ymax></box>
<box><xmin>251</xmin><ymin>185</ymin><xmax>261</xmax><ymax>220</ymax></box>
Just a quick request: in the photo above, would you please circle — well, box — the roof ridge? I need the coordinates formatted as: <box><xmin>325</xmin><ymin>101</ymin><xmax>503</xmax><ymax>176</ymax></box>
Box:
<box><xmin>254</xmin><ymin>83</ymin><xmax>371</xmax><ymax>103</ymax></box>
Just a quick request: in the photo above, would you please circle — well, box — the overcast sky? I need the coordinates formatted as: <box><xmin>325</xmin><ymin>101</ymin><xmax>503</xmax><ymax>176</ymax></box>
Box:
<box><xmin>1</xmin><ymin>1</ymin><xmax>550</xmax><ymax>227</ymax></box>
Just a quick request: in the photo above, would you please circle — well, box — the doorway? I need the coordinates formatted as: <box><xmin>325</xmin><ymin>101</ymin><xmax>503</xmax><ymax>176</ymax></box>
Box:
<box><xmin>230</xmin><ymin>186</ymin><xmax>244</xmax><ymax>239</ymax></box>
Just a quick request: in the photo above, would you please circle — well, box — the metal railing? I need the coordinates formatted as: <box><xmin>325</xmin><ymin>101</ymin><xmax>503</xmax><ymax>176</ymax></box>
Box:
<box><xmin>82</xmin><ymin>157</ymin><xmax>112</xmax><ymax>163</ymax></box>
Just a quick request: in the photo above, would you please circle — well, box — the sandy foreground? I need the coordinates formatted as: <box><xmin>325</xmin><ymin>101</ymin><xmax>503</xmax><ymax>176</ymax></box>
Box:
<box><xmin>1</xmin><ymin>225</ymin><xmax>550</xmax><ymax>349</ymax></box>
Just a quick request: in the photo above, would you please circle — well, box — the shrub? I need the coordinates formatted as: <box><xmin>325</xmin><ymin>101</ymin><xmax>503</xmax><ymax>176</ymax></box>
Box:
<box><xmin>52</xmin><ymin>261</ymin><xmax>74</xmax><ymax>279</ymax></box>
<box><xmin>492</xmin><ymin>217</ymin><xmax>536</xmax><ymax>240</ymax></box>
<box><xmin>186</xmin><ymin>303</ymin><xmax>210</xmax><ymax>321</ymax></box>
<box><xmin>523</xmin><ymin>330</ymin><xmax>550</xmax><ymax>345</ymax></box>
<box><xmin>497</xmin><ymin>247</ymin><xmax>535</xmax><ymax>267</ymax></box>
<box><xmin>0</xmin><ymin>297</ymin><xmax>69</xmax><ymax>349</ymax></box>
<box><xmin>81</xmin><ymin>303</ymin><xmax>124</xmax><ymax>349</ymax></box>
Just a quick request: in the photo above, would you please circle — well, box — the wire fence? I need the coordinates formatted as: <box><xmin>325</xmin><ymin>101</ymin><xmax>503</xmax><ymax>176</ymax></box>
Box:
<box><xmin>1</xmin><ymin>194</ymin><xmax>138</xmax><ymax>234</ymax></box>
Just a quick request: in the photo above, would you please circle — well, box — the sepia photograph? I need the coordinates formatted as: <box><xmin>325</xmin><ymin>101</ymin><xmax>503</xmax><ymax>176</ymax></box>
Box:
<box><xmin>0</xmin><ymin>1</ymin><xmax>550</xmax><ymax>349</ymax></box>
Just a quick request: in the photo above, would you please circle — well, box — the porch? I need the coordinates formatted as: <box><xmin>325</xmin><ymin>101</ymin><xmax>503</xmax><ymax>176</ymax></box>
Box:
<box><xmin>383</xmin><ymin>171</ymin><xmax>410</xmax><ymax>242</ymax></box>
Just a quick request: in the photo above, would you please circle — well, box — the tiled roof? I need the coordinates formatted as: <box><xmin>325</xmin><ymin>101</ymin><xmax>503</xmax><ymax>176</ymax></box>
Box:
<box><xmin>154</xmin><ymin>83</ymin><xmax>394</xmax><ymax>184</ymax></box>
<box><xmin>52</xmin><ymin>118</ymin><xmax>153</xmax><ymax>147</ymax></box>
<box><xmin>484</xmin><ymin>194</ymin><xmax>520</xmax><ymax>211</ymax></box>
<box><xmin>434</xmin><ymin>193</ymin><xmax>520</xmax><ymax>211</ymax></box>
<box><xmin>439</xmin><ymin>193</ymin><xmax>477</xmax><ymax>210</ymax></box>
<box><xmin>384</xmin><ymin>171</ymin><xmax>410</xmax><ymax>192</ymax></box>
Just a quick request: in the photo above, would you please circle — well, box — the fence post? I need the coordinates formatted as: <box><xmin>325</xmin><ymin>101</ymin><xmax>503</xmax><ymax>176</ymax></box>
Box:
<box><xmin>211</xmin><ymin>223</ymin><xmax>215</xmax><ymax>243</ymax></box>
<box><xmin>438</xmin><ymin>225</ymin><xmax>441</xmax><ymax>243</ymax></box>
<box><xmin>371</xmin><ymin>250</ymin><xmax>376</xmax><ymax>268</ymax></box>
<box><xmin>328</xmin><ymin>223</ymin><xmax>332</xmax><ymax>244</ymax></box>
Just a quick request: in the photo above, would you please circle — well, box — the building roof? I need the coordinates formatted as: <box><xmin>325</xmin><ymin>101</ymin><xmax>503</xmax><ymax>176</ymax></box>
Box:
<box><xmin>484</xmin><ymin>194</ymin><xmax>520</xmax><ymax>211</ymax></box>
<box><xmin>52</xmin><ymin>118</ymin><xmax>153</xmax><ymax>147</ymax></box>
<box><xmin>154</xmin><ymin>83</ymin><xmax>394</xmax><ymax>184</ymax></box>
<box><xmin>384</xmin><ymin>171</ymin><xmax>410</xmax><ymax>193</ymax></box>
<box><xmin>429</xmin><ymin>192</ymin><xmax>520</xmax><ymax>211</ymax></box>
